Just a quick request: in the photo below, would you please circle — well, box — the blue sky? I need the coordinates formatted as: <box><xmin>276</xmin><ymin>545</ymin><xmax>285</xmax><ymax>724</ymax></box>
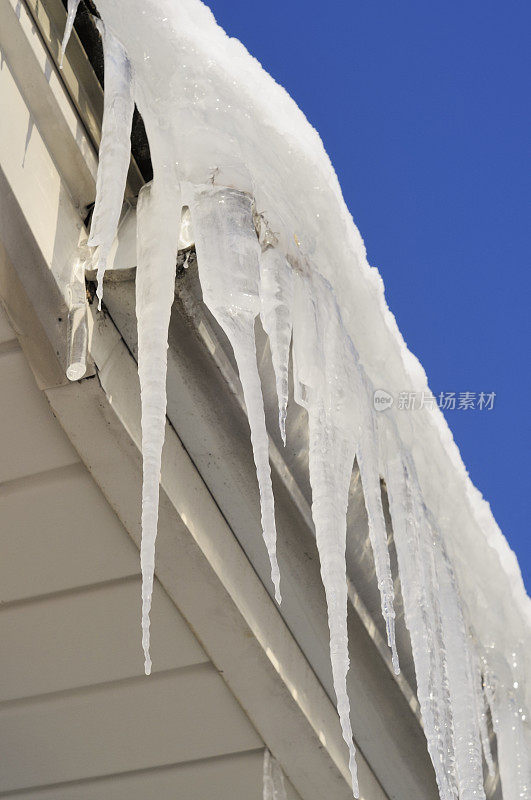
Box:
<box><xmin>206</xmin><ymin>0</ymin><xmax>530</xmax><ymax>591</ymax></box>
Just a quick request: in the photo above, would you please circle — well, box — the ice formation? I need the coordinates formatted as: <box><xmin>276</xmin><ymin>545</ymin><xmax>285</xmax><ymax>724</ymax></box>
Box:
<box><xmin>188</xmin><ymin>184</ymin><xmax>281</xmax><ymax>604</ymax></box>
<box><xmin>59</xmin><ymin>0</ymin><xmax>80</xmax><ymax>67</ymax></box>
<box><xmin>263</xmin><ymin>749</ymin><xmax>288</xmax><ymax>800</ymax></box>
<box><xmin>62</xmin><ymin>1</ymin><xmax>531</xmax><ymax>798</ymax></box>
<box><xmin>86</xmin><ymin>19</ymin><xmax>135</xmax><ymax>312</ymax></box>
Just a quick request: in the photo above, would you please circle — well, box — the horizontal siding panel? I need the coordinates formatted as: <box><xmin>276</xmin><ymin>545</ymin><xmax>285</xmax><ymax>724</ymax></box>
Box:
<box><xmin>0</xmin><ymin>579</ymin><xmax>208</xmax><ymax>701</ymax></box>
<box><xmin>0</xmin><ymin>466</ymin><xmax>140</xmax><ymax>602</ymax></box>
<box><xmin>0</xmin><ymin>665</ymin><xmax>262</xmax><ymax>792</ymax></box>
<box><xmin>0</xmin><ymin>349</ymin><xmax>77</xmax><ymax>483</ymax></box>
<box><xmin>0</xmin><ymin>750</ymin><xmax>300</xmax><ymax>800</ymax></box>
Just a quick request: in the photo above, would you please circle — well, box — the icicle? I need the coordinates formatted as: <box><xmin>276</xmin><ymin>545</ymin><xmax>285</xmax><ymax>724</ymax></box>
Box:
<box><xmin>135</xmin><ymin>181</ymin><xmax>182</xmax><ymax>674</ymax></box>
<box><xmin>87</xmin><ymin>21</ymin><xmax>134</xmax><ymax>310</ymax></box>
<box><xmin>308</xmin><ymin>409</ymin><xmax>359</xmax><ymax>797</ymax></box>
<box><xmin>302</xmin><ymin>267</ymin><xmax>398</xmax><ymax>674</ymax></box>
<box><xmin>433</xmin><ymin>530</ymin><xmax>485</xmax><ymax>800</ymax></box>
<box><xmin>59</xmin><ymin>0</ymin><xmax>80</xmax><ymax>67</ymax></box>
<box><xmin>408</xmin><ymin>483</ymin><xmax>459</xmax><ymax>800</ymax></box>
<box><xmin>382</xmin><ymin>420</ymin><xmax>458</xmax><ymax>800</ymax></box>
<box><xmin>355</xmin><ymin>383</ymin><xmax>398</xmax><ymax>673</ymax></box>
<box><xmin>471</xmin><ymin>647</ymin><xmax>495</xmax><ymax>778</ymax></box>
<box><xmin>483</xmin><ymin>652</ymin><xmax>531</xmax><ymax>800</ymax></box>
<box><xmin>66</xmin><ymin>253</ymin><xmax>88</xmax><ymax>381</ymax></box>
<box><xmin>263</xmin><ymin>749</ymin><xmax>288</xmax><ymax>800</ymax></box>
<box><xmin>258</xmin><ymin>245</ymin><xmax>293</xmax><ymax>445</ymax></box>
<box><xmin>292</xmin><ymin>270</ymin><xmax>359</xmax><ymax>797</ymax></box>
<box><xmin>189</xmin><ymin>184</ymin><xmax>281</xmax><ymax>604</ymax></box>
<box><xmin>384</xmin><ymin>417</ymin><xmax>487</xmax><ymax>800</ymax></box>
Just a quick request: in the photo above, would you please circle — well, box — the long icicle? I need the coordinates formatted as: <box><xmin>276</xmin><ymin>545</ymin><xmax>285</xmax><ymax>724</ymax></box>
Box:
<box><xmin>355</xmin><ymin>380</ymin><xmax>399</xmax><ymax>673</ymax></box>
<box><xmin>190</xmin><ymin>184</ymin><xmax>281</xmax><ymax>603</ymax></box>
<box><xmin>87</xmin><ymin>21</ymin><xmax>135</xmax><ymax>309</ymax></box>
<box><xmin>408</xmin><ymin>472</ymin><xmax>459</xmax><ymax>798</ymax></box>
<box><xmin>135</xmin><ymin>180</ymin><xmax>182</xmax><ymax>674</ymax></box>
<box><xmin>433</xmin><ymin>528</ymin><xmax>485</xmax><ymax>800</ymax></box>
<box><xmin>292</xmin><ymin>270</ymin><xmax>359</xmax><ymax>796</ymax></box>
<box><xmin>308</xmin><ymin>410</ymin><xmax>359</xmax><ymax>796</ymax></box>
<box><xmin>390</xmin><ymin>436</ymin><xmax>487</xmax><ymax>800</ymax></box>
<box><xmin>382</xmin><ymin>419</ymin><xmax>457</xmax><ymax>800</ymax></box>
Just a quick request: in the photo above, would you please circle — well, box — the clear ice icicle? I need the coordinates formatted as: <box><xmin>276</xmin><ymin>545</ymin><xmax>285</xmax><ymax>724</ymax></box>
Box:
<box><xmin>471</xmin><ymin>647</ymin><xmax>495</xmax><ymax>778</ymax></box>
<box><xmin>135</xmin><ymin>181</ymin><xmax>182</xmax><ymax>674</ymax></box>
<box><xmin>292</xmin><ymin>270</ymin><xmax>359</xmax><ymax>796</ymax></box>
<box><xmin>483</xmin><ymin>652</ymin><xmax>531</xmax><ymax>800</ymax></box>
<box><xmin>190</xmin><ymin>184</ymin><xmax>281</xmax><ymax>604</ymax></box>
<box><xmin>87</xmin><ymin>21</ymin><xmax>134</xmax><ymax>309</ymax></box>
<box><xmin>263</xmin><ymin>750</ymin><xmax>288</xmax><ymax>800</ymax></box>
<box><xmin>308</xmin><ymin>409</ymin><xmax>359</xmax><ymax>797</ymax></box>
<box><xmin>259</xmin><ymin>246</ymin><xmax>294</xmax><ymax>444</ymax></box>
<box><xmin>59</xmin><ymin>0</ymin><xmax>80</xmax><ymax>67</ymax></box>
<box><xmin>433</xmin><ymin>530</ymin><xmax>485</xmax><ymax>800</ymax></box>
<box><xmin>354</xmin><ymin>383</ymin><xmax>398</xmax><ymax>673</ymax></box>
<box><xmin>385</xmin><ymin>426</ymin><xmax>486</xmax><ymax>800</ymax></box>
<box><xmin>66</xmin><ymin>253</ymin><xmax>88</xmax><ymax>381</ymax></box>
<box><xmin>382</xmin><ymin>421</ymin><xmax>457</xmax><ymax>800</ymax></box>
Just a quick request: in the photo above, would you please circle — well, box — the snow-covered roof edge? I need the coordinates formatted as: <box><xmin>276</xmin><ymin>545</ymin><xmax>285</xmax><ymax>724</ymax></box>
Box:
<box><xmin>66</xmin><ymin>0</ymin><xmax>531</xmax><ymax>796</ymax></box>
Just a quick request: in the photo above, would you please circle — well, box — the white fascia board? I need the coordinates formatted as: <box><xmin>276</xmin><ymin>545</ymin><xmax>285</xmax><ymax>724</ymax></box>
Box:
<box><xmin>0</xmin><ymin>0</ymin><xmax>95</xmax><ymax>376</ymax></box>
<box><xmin>0</xmin><ymin>0</ymin><xmax>98</xmax><ymax>211</ymax></box>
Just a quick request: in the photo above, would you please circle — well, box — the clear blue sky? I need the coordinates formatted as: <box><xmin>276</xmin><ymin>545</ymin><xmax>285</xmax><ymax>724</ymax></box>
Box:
<box><xmin>206</xmin><ymin>0</ymin><xmax>530</xmax><ymax>591</ymax></box>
